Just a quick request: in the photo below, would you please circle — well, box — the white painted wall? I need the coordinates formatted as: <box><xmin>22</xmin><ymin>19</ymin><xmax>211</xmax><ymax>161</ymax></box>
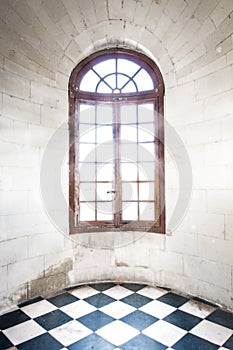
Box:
<box><xmin>0</xmin><ymin>0</ymin><xmax>233</xmax><ymax>312</ymax></box>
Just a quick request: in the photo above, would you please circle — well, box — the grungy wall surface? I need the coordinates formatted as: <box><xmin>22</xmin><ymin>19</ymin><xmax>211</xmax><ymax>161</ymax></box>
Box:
<box><xmin>0</xmin><ymin>0</ymin><xmax>233</xmax><ymax>312</ymax></box>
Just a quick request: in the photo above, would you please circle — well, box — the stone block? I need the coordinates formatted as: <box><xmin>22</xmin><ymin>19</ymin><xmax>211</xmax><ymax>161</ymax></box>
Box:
<box><xmin>164</xmin><ymin>0</ymin><xmax>186</xmax><ymax>22</ymax></box>
<box><xmin>225</xmin><ymin>215</ymin><xmax>233</xmax><ymax>241</ymax></box>
<box><xmin>92</xmin><ymin>0</ymin><xmax>108</xmax><ymax>23</ymax></box>
<box><xmin>8</xmin><ymin>256</ymin><xmax>44</xmax><ymax>290</ymax></box>
<box><xmin>0</xmin><ymin>70</ymin><xmax>30</xmax><ymax>99</ymax></box>
<box><xmin>198</xmin><ymin>280</ymin><xmax>232</xmax><ymax>311</ymax></box>
<box><xmin>210</xmin><ymin>0</ymin><xmax>233</xmax><ymax>27</ymax></box>
<box><xmin>227</xmin><ymin>49</ymin><xmax>233</xmax><ymax>65</ymax></box>
<box><xmin>190</xmin><ymin>212</ymin><xmax>224</xmax><ymax>238</ymax></box>
<box><xmin>44</xmin><ymin>250</ymin><xmax>73</xmax><ymax>277</ymax></box>
<box><xmin>65</xmin><ymin>40</ymin><xmax>81</xmax><ymax>63</ymax></box>
<box><xmin>0</xmin><ymin>216</ymin><xmax>7</xmax><ymax>242</ymax></box>
<box><xmin>0</xmin><ymin>190</ymin><xmax>29</xmax><ymax>215</ymax></box>
<box><xmin>0</xmin><ymin>237</ymin><xmax>28</xmax><ymax>267</ymax></box>
<box><xmin>31</xmin><ymin>81</ymin><xmax>68</xmax><ymax>109</ymax></box>
<box><xmin>28</xmin><ymin>272</ymin><xmax>67</xmax><ymax>298</ymax></box>
<box><xmin>207</xmin><ymin>189</ymin><xmax>233</xmax><ymax>215</ymax></box>
<box><xmin>29</xmin><ymin>231</ymin><xmax>64</xmax><ymax>258</ymax></box>
<box><xmin>194</xmin><ymin>0</ymin><xmax>219</xmax><ymax>23</ymax></box>
<box><xmin>0</xmin><ymin>266</ymin><xmax>7</xmax><ymax>293</ymax></box>
<box><xmin>196</xmin><ymin>67</ymin><xmax>232</xmax><ymax>100</ymax></box>
<box><xmin>198</xmin><ymin>235</ymin><xmax>233</xmax><ymax>266</ymax></box>
<box><xmin>61</xmin><ymin>0</ymin><xmax>86</xmax><ymax>33</ymax></box>
<box><xmin>7</xmin><ymin>213</ymin><xmax>45</xmax><ymax>239</ymax></box>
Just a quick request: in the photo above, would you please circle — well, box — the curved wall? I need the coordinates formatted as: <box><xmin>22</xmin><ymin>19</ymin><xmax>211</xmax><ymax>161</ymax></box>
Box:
<box><xmin>0</xmin><ymin>0</ymin><xmax>232</xmax><ymax>312</ymax></box>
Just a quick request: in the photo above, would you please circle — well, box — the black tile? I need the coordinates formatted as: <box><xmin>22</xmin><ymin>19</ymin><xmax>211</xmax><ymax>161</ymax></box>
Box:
<box><xmin>121</xmin><ymin>293</ymin><xmax>152</xmax><ymax>308</ymax></box>
<box><xmin>90</xmin><ymin>283</ymin><xmax>116</xmax><ymax>292</ymax></box>
<box><xmin>0</xmin><ymin>309</ymin><xmax>30</xmax><ymax>330</ymax></box>
<box><xmin>34</xmin><ymin>309</ymin><xmax>72</xmax><ymax>331</ymax></box>
<box><xmin>192</xmin><ymin>297</ymin><xmax>217</xmax><ymax>308</ymax></box>
<box><xmin>223</xmin><ymin>335</ymin><xmax>233</xmax><ymax>350</ymax></box>
<box><xmin>120</xmin><ymin>283</ymin><xmax>146</xmax><ymax>292</ymax></box>
<box><xmin>77</xmin><ymin>310</ymin><xmax>115</xmax><ymax>331</ymax></box>
<box><xmin>121</xmin><ymin>310</ymin><xmax>158</xmax><ymax>331</ymax></box>
<box><xmin>157</xmin><ymin>292</ymin><xmax>189</xmax><ymax>308</ymax></box>
<box><xmin>0</xmin><ymin>332</ymin><xmax>13</xmax><ymax>349</ymax></box>
<box><xmin>68</xmin><ymin>333</ymin><xmax>115</xmax><ymax>350</ymax></box>
<box><xmin>121</xmin><ymin>334</ymin><xmax>166</xmax><ymax>350</ymax></box>
<box><xmin>84</xmin><ymin>293</ymin><xmax>116</xmax><ymax>308</ymax></box>
<box><xmin>18</xmin><ymin>296</ymin><xmax>44</xmax><ymax>308</ymax></box>
<box><xmin>17</xmin><ymin>332</ymin><xmax>63</xmax><ymax>350</ymax></box>
<box><xmin>173</xmin><ymin>333</ymin><xmax>218</xmax><ymax>350</ymax></box>
<box><xmin>48</xmin><ymin>292</ymin><xmax>79</xmax><ymax>307</ymax></box>
<box><xmin>206</xmin><ymin>309</ymin><xmax>233</xmax><ymax>330</ymax></box>
<box><xmin>164</xmin><ymin>310</ymin><xmax>202</xmax><ymax>331</ymax></box>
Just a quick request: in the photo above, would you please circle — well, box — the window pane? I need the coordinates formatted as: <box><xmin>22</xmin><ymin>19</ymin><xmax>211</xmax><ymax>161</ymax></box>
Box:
<box><xmin>121</xmin><ymin>163</ymin><xmax>137</xmax><ymax>181</ymax></box>
<box><xmin>80</xmin><ymin>202</ymin><xmax>95</xmax><ymax>221</ymax></box>
<box><xmin>122</xmin><ymin>202</ymin><xmax>138</xmax><ymax>220</ymax></box>
<box><xmin>117</xmin><ymin>59</ymin><xmax>140</xmax><ymax>77</ymax></box>
<box><xmin>96</xmin><ymin>105</ymin><xmax>112</xmax><ymax>124</ymax></box>
<box><xmin>121</xmin><ymin>125</ymin><xmax>137</xmax><ymax>142</ymax></box>
<box><xmin>138</xmin><ymin>162</ymin><xmax>154</xmax><ymax>181</ymax></box>
<box><xmin>139</xmin><ymin>182</ymin><xmax>154</xmax><ymax>200</ymax></box>
<box><xmin>138</xmin><ymin>104</ymin><xmax>154</xmax><ymax>123</ymax></box>
<box><xmin>79</xmin><ymin>163</ymin><xmax>95</xmax><ymax>181</ymax></box>
<box><xmin>97</xmin><ymin>183</ymin><xmax>114</xmax><ymax>201</ymax></box>
<box><xmin>96</xmin><ymin>143</ymin><xmax>114</xmax><ymax>162</ymax></box>
<box><xmin>96</xmin><ymin>125</ymin><xmax>113</xmax><ymax>143</ymax></box>
<box><xmin>93</xmin><ymin>59</ymin><xmax>115</xmax><ymax>77</ymax></box>
<box><xmin>122</xmin><ymin>182</ymin><xmax>137</xmax><ymax>201</ymax></box>
<box><xmin>117</xmin><ymin>74</ymin><xmax>130</xmax><ymax>91</ymax></box>
<box><xmin>79</xmin><ymin>104</ymin><xmax>95</xmax><ymax>124</ymax></box>
<box><xmin>104</xmin><ymin>74</ymin><xmax>116</xmax><ymax>90</ymax></box>
<box><xmin>121</xmin><ymin>81</ymin><xmax>137</xmax><ymax>93</ymax></box>
<box><xmin>97</xmin><ymin>163</ymin><xmax>113</xmax><ymax>182</ymax></box>
<box><xmin>80</xmin><ymin>70</ymin><xmax>99</xmax><ymax>92</ymax></box>
<box><xmin>139</xmin><ymin>202</ymin><xmax>154</xmax><ymax>220</ymax></box>
<box><xmin>97</xmin><ymin>202</ymin><xmax>113</xmax><ymax>220</ymax></box>
<box><xmin>79</xmin><ymin>124</ymin><xmax>95</xmax><ymax>142</ymax></box>
<box><xmin>134</xmin><ymin>68</ymin><xmax>154</xmax><ymax>91</ymax></box>
<box><xmin>138</xmin><ymin>143</ymin><xmax>154</xmax><ymax>161</ymax></box>
<box><xmin>121</xmin><ymin>144</ymin><xmax>137</xmax><ymax>162</ymax></box>
<box><xmin>79</xmin><ymin>143</ymin><xmax>95</xmax><ymax>162</ymax></box>
<box><xmin>138</xmin><ymin>125</ymin><xmax>154</xmax><ymax>142</ymax></box>
<box><xmin>121</xmin><ymin>105</ymin><xmax>137</xmax><ymax>124</ymax></box>
<box><xmin>80</xmin><ymin>183</ymin><xmax>95</xmax><ymax>201</ymax></box>
<box><xmin>97</xmin><ymin>81</ymin><xmax>112</xmax><ymax>93</ymax></box>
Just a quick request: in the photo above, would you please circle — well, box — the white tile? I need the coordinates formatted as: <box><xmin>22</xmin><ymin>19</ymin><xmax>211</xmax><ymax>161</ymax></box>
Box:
<box><xmin>179</xmin><ymin>300</ymin><xmax>216</xmax><ymax>319</ymax></box>
<box><xmin>137</xmin><ymin>286</ymin><xmax>168</xmax><ymax>299</ymax></box>
<box><xmin>69</xmin><ymin>286</ymin><xmax>99</xmax><ymax>299</ymax></box>
<box><xmin>61</xmin><ymin>300</ymin><xmax>96</xmax><ymax>319</ymax></box>
<box><xmin>21</xmin><ymin>300</ymin><xmax>57</xmax><ymax>318</ymax></box>
<box><xmin>96</xmin><ymin>320</ymin><xmax>139</xmax><ymax>346</ymax></box>
<box><xmin>3</xmin><ymin>320</ymin><xmax>45</xmax><ymax>345</ymax></box>
<box><xmin>142</xmin><ymin>320</ymin><xmax>187</xmax><ymax>347</ymax></box>
<box><xmin>100</xmin><ymin>301</ymin><xmax>136</xmax><ymax>319</ymax></box>
<box><xmin>102</xmin><ymin>285</ymin><xmax>134</xmax><ymax>299</ymax></box>
<box><xmin>49</xmin><ymin>320</ymin><xmax>92</xmax><ymax>347</ymax></box>
<box><xmin>190</xmin><ymin>320</ymin><xmax>232</xmax><ymax>346</ymax></box>
<box><xmin>140</xmin><ymin>300</ymin><xmax>176</xmax><ymax>319</ymax></box>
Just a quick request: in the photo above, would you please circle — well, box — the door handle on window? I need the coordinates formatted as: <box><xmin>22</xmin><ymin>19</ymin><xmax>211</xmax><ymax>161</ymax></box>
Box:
<box><xmin>107</xmin><ymin>190</ymin><xmax>116</xmax><ymax>194</ymax></box>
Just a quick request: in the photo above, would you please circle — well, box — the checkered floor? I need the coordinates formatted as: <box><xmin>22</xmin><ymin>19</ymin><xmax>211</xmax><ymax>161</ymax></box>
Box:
<box><xmin>0</xmin><ymin>283</ymin><xmax>232</xmax><ymax>350</ymax></box>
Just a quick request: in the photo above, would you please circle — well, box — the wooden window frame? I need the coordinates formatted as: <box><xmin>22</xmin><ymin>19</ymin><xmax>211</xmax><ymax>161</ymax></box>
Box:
<box><xmin>69</xmin><ymin>48</ymin><xmax>165</xmax><ymax>234</ymax></box>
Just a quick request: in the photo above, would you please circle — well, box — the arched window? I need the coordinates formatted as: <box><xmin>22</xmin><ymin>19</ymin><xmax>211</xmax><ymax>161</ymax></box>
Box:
<box><xmin>69</xmin><ymin>49</ymin><xmax>165</xmax><ymax>233</ymax></box>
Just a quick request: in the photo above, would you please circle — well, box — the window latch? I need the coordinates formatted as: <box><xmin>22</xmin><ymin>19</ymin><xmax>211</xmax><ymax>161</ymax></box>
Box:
<box><xmin>107</xmin><ymin>190</ymin><xmax>116</xmax><ymax>194</ymax></box>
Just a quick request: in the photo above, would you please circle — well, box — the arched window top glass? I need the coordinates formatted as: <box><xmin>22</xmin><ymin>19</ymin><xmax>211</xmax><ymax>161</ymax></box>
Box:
<box><xmin>79</xmin><ymin>57</ymin><xmax>154</xmax><ymax>94</ymax></box>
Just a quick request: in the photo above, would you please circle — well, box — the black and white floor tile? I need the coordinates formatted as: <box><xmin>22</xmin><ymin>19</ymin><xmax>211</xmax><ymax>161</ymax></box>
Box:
<box><xmin>0</xmin><ymin>283</ymin><xmax>232</xmax><ymax>350</ymax></box>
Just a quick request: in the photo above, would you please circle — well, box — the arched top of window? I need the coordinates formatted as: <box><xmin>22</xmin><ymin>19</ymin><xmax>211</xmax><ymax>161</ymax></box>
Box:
<box><xmin>69</xmin><ymin>48</ymin><xmax>164</xmax><ymax>97</ymax></box>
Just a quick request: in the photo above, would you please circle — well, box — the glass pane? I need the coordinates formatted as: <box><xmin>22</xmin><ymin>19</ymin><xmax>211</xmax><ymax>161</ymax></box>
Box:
<box><xmin>138</xmin><ymin>125</ymin><xmax>154</xmax><ymax>142</ymax></box>
<box><xmin>117</xmin><ymin>59</ymin><xmax>140</xmax><ymax>77</ymax></box>
<box><xmin>97</xmin><ymin>81</ymin><xmax>112</xmax><ymax>93</ymax></box>
<box><xmin>117</xmin><ymin>74</ymin><xmax>130</xmax><ymax>90</ymax></box>
<box><xmin>138</xmin><ymin>142</ymin><xmax>154</xmax><ymax>161</ymax></box>
<box><xmin>96</xmin><ymin>125</ymin><xmax>113</xmax><ymax>143</ymax></box>
<box><xmin>139</xmin><ymin>182</ymin><xmax>154</xmax><ymax>200</ymax></box>
<box><xmin>122</xmin><ymin>202</ymin><xmax>138</xmax><ymax>220</ymax></box>
<box><xmin>139</xmin><ymin>202</ymin><xmax>154</xmax><ymax>220</ymax></box>
<box><xmin>79</xmin><ymin>124</ymin><xmax>95</xmax><ymax>142</ymax></box>
<box><xmin>121</xmin><ymin>163</ymin><xmax>137</xmax><ymax>181</ymax></box>
<box><xmin>121</xmin><ymin>81</ymin><xmax>137</xmax><ymax>93</ymax></box>
<box><xmin>121</xmin><ymin>143</ymin><xmax>137</xmax><ymax>162</ymax></box>
<box><xmin>97</xmin><ymin>163</ymin><xmax>113</xmax><ymax>182</ymax></box>
<box><xmin>121</xmin><ymin>105</ymin><xmax>137</xmax><ymax>124</ymax></box>
<box><xmin>80</xmin><ymin>183</ymin><xmax>95</xmax><ymax>201</ymax></box>
<box><xmin>93</xmin><ymin>59</ymin><xmax>115</xmax><ymax>77</ymax></box>
<box><xmin>96</xmin><ymin>105</ymin><xmax>112</xmax><ymax>124</ymax></box>
<box><xmin>138</xmin><ymin>162</ymin><xmax>154</xmax><ymax>181</ymax></box>
<box><xmin>138</xmin><ymin>104</ymin><xmax>154</xmax><ymax>123</ymax></box>
<box><xmin>79</xmin><ymin>163</ymin><xmax>95</xmax><ymax>181</ymax></box>
<box><xmin>104</xmin><ymin>74</ymin><xmax>116</xmax><ymax>90</ymax></box>
<box><xmin>121</xmin><ymin>125</ymin><xmax>137</xmax><ymax>143</ymax></box>
<box><xmin>97</xmin><ymin>183</ymin><xmax>114</xmax><ymax>201</ymax></box>
<box><xmin>96</xmin><ymin>143</ymin><xmax>114</xmax><ymax>162</ymax></box>
<box><xmin>80</xmin><ymin>202</ymin><xmax>95</xmax><ymax>221</ymax></box>
<box><xmin>97</xmin><ymin>202</ymin><xmax>113</xmax><ymax>220</ymax></box>
<box><xmin>134</xmin><ymin>68</ymin><xmax>154</xmax><ymax>91</ymax></box>
<box><xmin>79</xmin><ymin>143</ymin><xmax>96</xmax><ymax>162</ymax></box>
<box><xmin>79</xmin><ymin>105</ymin><xmax>95</xmax><ymax>124</ymax></box>
<box><xmin>122</xmin><ymin>182</ymin><xmax>137</xmax><ymax>201</ymax></box>
<box><xmin>80</xmin><ymin>70</ymin><xmax>99</xmax><ymax>92</ymax></box>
